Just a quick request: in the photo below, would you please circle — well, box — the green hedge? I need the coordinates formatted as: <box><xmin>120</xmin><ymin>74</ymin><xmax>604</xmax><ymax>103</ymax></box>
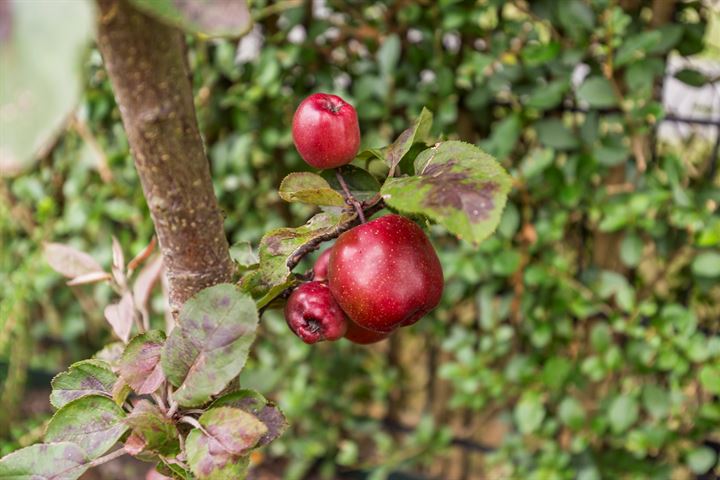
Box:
<box><xmin>1</xmin><ymin>1</ymin><xmax>718</xmax><ymax>478</ymax></box>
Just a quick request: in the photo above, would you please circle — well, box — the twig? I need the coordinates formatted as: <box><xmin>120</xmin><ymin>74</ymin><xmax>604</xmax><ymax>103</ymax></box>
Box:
<box><xmin>55</xmin><ymin>447</ymin><xmax>125</xmax><ymax>477</ymax></box>
<box><xmin>335</xmin><ymin>170</ymin><xmax>366</xmax><ymax>223</ymax></box>
<box><xmin>87</xmin><ymin>447</ymin><xmax>127</xmax><ymax>468</ymax></box>
<box><xmin>179</xmin><ymin>416</ymin><xmax>204</xmax><ymax>430</ymax></box>
<box><xmin>71</xmin><ymin>115</ymin><xmax>113</xmax><ymax>183</ymax></box>
<box><xmin>152</xmin><ymin>392</ymin><xmax>167</xmax><ymax>413</ymax></box>
<box><xmin>166</xmin><ymin>394</ymin><xmax>179</xmax><ymax>418</ymax></box>
<box><xmin>285</xmin><ymin>200</ymin><xmax>385</xmax><ymax>272</ymax></box>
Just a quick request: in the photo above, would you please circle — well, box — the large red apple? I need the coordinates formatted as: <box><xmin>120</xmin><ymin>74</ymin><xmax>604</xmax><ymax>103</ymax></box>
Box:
<box><xmin>344</xmin><ymin>319</ymin><xmax>390</xmax><ymax>344</ymax></box>
<box><xmin>291</xmin><ymin>93</ymin><xmax>360</xmax><ymax>169</ymax></box>
<box><xmin>328</xmin><ymin>214</ymin><xmax>444</xmax><ymax>333</ymax></box>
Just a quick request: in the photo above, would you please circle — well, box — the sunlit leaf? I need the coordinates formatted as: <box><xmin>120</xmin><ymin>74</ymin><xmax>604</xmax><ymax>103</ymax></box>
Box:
<box><xmin>279</xmin><ymin>172</ymin><xmax>345</xmax><ymax>206</ymax></box>
<box><xmin>381</xmin><ymin>141</ymin><xmax>511</xmax><ymax>246</ymax></box>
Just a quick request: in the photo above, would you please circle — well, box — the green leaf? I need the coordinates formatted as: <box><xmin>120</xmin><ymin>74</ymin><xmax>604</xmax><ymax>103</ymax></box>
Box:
<box><xmin>594</xmin><ymin>142</ymin><xmax>629</xmax><ymax>167</ymax></box>
<box><xmin>355</xmin><ymin>148</ymin><xmax>386</xmax><ymax>164</ymax></box>
<box><xmin>480</xmin><ymin>113</ymin><xmax>521</xmax><ymax>159</ymax></box>
<box><xmin>620</xmin><ymin>233</ymin><xmax>644</xmax><ymax>267</ymax></box>
<box><xmin>535</xmin><ymin>119</ymin><xmax>579</xmax><ymax>150</ymax></box>
<box><xmin>687</xmin><ymin>447</ymin><xmax>717</xmax><ymax>474</ymax></box>
<box><xmin>514</xmin><ymin>393</ymin><xmax>545</xmax><ymax>434</ymax></box>
<box><xmin>278</xmin><ymin>172</ymin><xmax>345</xmax><ymax>207</ymax></box>
<box><xmin>541</xmin><ymin>357</ymin><xmax>572</xmax><ymax>391</ymax></box>
<box><xmin>521</xmin><ymin>41</ymin><xmax>561</xmax><ymax>67</ymax></box>
<box><xmin>161</xmin><ymin>284</ymin><xmax>258</xmax><ymax>407</ymax></box>
<box><xmin>45</xmin><ymin>395</ymin><xmax>128</xmax><ymax>459</ymax></box>
<box><xmin>377</xmin><ymin>34</ymin><xmax>401</xmax><ymax>78</ymax></box>
<box><xmin>691</xmin><ymin>251</ymin><xmax>720</xmax><ymax>278</ymax></box>
<box><xmin>597</xmin><ymin>271</ymin><xmax>635</xmax><ymax>312</ymax></box>
<box><xmin>384</xmin><ymin>107</ymin><xmax>433</xmax><ymax>170</ymax></box>
<box><xmin>699</xmin><ymin>365</ymin><xmax>720</xmax><ymax>394</ymax></box>
<box><xmin>229</xmin><ymin>241</ymin><xmax>259</xmax><ymax>270</ymax></box>
<box><xmin>675</xmin><ymin>68</ymin><xmax>709</xmax><ymax>87</ymax></box>
<box><xmin>156</xmin><ymin>461</ymin><xmax>194</xmax><ymax>480</ymax></box>
<box><xmin>648</xmin><ymin>24</ymin><xmax>683</xmax><ymax>54</ymax></box>
<box><xmin>321</xmin><ymin>165</ymin><xmax>381</xmax><ymax>202</ymax></box>
<box><xmin>50</xmin><ymin>359</ymin><xmax>117</xmax><ymax>409</ymax></box>
<box><xmin>615</xmin><ymin>31</ymin><xmax>663</xmax><ymax>67</ymax></box>
<box><xmin>381</xmin><ymin>141</ymin><xmax>512</xmax><ymax>246</ymax></box>
<box><xmin>124</xmin><ymin>400</ymin><xmax>180</xmax><ymax>456</ymax></box>
<box><xmin>128</xmin><ymin>0</ymin><xmax>252</xmax><ymax>38</ymax></box>
<box><xmin>520</xmin><ymin>148</ymin><xmax>555</xmax><ymax>179</ymax></box>
<box><xmin>577</xmin><ymin>76</ymin><xmax>617</xmax><ymax>108</ymax></box>
<box><xmin>118</xmin><ymin>330</ymin><xmax>166</xmax><ymax>395</ymax></box>
<box><xmin>558</xmin><ymin>397</ymin><xmax>586</xmax><ymax>430</ymax></box>
<box><xmin>0</xmin><ymin>0</ymin><xmax>93</xmax><ymax>177</ymax></box>
<box><xmin>608</xmin><ymin>395</ymin><xmax>639</xmax><ymax>433</ymax></box>
<box><xmin>557</xmin><ymin>0</ymin><xmax>595</xmax><ymax>34</ymax></box>
<box><xmin>590</xmin><ymin>323</ymin><xmax>612</xmax><ymax>352</ymax></box>
<box><xmin>526</xmin><ymin>79</ymin><xmax>570</xmax><ymax>110</ymax></box>
<box><xmin>240</xmin><ymin>211</ymin><xmax>355</xmax><ymax>299</ymax></box>
<box><xmin>0</xmin><ymin>442</ymin><xmax>90</xmax><ymax>480</ymax></box>
<box><xmin>211</xmin><ymin>390</ymin><xmax>288</xmax><ymax>447</ymax></box>
<box><xmin>642</xmin><ymin>385</ymin><xmax>670</xmax><ymax>420</ymax></box>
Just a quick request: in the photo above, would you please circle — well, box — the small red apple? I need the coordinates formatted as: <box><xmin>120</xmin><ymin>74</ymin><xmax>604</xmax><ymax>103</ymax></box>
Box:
<box><xmin>284</xmin><ymin>281</ymin><xmax>347</xmax><ymax>344</ymax></box>
<box><xmin>313</xmin><ymin>248</ymin><xmax>332</xmax><ymax>282</ymax></box>
<box><xmin>328</xmin><ymin>214</ymin><xmax>444</xmax><ymax>333</ymax></box>
<box><xmin>291</xmin><ymin>93</ymin><xmax>360</xmax><ymax>169</ymax></box>
<box><xmin>344</xmin><ymin>319</ymin><xmax>389</xmax><ymax>344</ymax></box>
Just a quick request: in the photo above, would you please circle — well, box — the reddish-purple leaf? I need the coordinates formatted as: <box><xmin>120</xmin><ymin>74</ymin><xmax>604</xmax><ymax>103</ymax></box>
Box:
<box><xmin>104</xmin><ymin>292</ymin><xmax>135</xmax><ymax>343</ymax></box>
<box><xmin>211</xmin><ymin>389</ymin><xmax>287</xmax><ymax>447</ymax></box>
<box><xmin>133</xmin><ymin>255</ymin><xmax>164</xmax><ymax>313</ymax></box>
<box><xmin>118</xmin><ymin>330</ymin><xmax>166</xmax><ymax>395</ymax></box>
<box><xmin>124</xmin><ymin>432</ymin><xmax>146</xmax><ymax>456</ymax></box>
<box><xmin>43</xmin><ymin>242</ymin><xmax>104</xmax><ymax>278</ymax></box>
<box><xmin>128</xmin><ymin>237</ymin><xmax>157</xmax><ymax>272</ymax></box>
<box><xmin>111</xmin><ymin>236</ymin><xmax>126</xmax><ymax>286</ymax></box>
<box><xmin>199</xmin><ymin>407</ymin><xmax>267</xmax><ymax>456</ymax></box>
<box><xmin>111</xmin><ymin>236</ymin><xmax>125</xmax><ymax>272</ymax></box>
<box><xmin>66</xmin><ymin>271</ymin><xmax>112</xmax><ymax>286</ymax></box>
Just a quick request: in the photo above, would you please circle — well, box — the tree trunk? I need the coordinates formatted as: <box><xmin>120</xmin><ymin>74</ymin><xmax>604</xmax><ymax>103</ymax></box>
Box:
<box><xmin>96</xmin><ymin>0</ymin><xmax>234</xmax><ymax>316</ymax></box>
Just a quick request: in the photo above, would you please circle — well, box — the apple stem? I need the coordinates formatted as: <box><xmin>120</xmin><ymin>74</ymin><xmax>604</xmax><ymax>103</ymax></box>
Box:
<box><xmin>335</xmin><ymin>169</ymin><xmax>366</xmax><ymax>223</ymax></box>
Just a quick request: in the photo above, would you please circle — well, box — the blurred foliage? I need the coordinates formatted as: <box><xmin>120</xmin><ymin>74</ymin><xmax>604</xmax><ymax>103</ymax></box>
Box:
<box><xmin>2</xmin><ymin>0</ymin><xmax>720</xmax><ymax>478</ymax></box>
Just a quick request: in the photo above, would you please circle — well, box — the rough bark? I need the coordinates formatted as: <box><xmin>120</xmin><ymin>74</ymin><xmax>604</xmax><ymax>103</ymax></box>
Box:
<box><xmin>96</xmin><ymin>0</ymin><xmax>234</xmax><ymax>315</ymax></box>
